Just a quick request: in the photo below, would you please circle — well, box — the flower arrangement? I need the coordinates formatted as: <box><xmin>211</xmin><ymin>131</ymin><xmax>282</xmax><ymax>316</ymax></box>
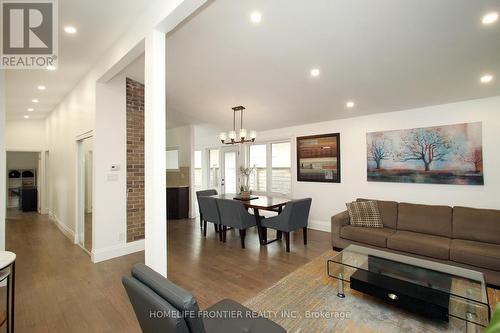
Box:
<box><xmin>239</xmin><ymin>166</ymin><xmax>256</xmax><ymax>198</ymax></box>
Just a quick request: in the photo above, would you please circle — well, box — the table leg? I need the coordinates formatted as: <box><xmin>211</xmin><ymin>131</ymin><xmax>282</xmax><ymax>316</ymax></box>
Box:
<box><xmin>6</xmin><ymin>271</ymin><xmax>9</xmax><ymax>333</ymax></box>
<box><xmin>11</xmin><ymin>261</ymin><xmax>15</xmax><ymax>333</ymax></box>
<box><xmin>337</xmin><ymin>273</ymin><xmax>345</xmax><ymax>298</ymax></box>
<box><xmin>253</xmin><ymin>208</ymin><xmax>264</xmax><ymax>245</ymax></box>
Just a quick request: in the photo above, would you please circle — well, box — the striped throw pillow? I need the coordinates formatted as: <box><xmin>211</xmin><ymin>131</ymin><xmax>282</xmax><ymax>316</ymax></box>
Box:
<box><xmin>346</xmin><ymin>201</ymin><xmax>383</xmax><ymax>228</ymax></box>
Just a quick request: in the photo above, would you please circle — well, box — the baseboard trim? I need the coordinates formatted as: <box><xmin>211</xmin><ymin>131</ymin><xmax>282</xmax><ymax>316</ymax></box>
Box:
<box><xmin>308</xmin><ymin>219</ymin><xmax>330</xmax><ymax>232</ymax></box>
<box><xmin>92</xmin><ymin>239</ymin><xmax>145</xmax><ymax>263</ymax></box>
<box><xmin>48</xmin><ymin>212</ymin><xmax>75</xmax><ymax>241</ymax></box>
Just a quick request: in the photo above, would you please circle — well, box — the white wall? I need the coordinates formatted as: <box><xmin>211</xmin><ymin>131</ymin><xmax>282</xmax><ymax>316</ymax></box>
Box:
<box><xmin>256</xmin><ymin>96</ymin><xmax>500</xmax><ymax>231</ymax></box>
<box><xmin>5</xmin><ymin>120</ymin><xmax>46</xmax><ymax>151</ymax></box>
<box><xmin>167</xmin><ymin>125</ymin><xmax>193</xmax><ymax>167</ymax></box>
<box><xmin>0</xmin><ymin>70</ymin><xmax>5</xmax><ymax>250</ymax></box>
<box><xmin>93</xmin><ymin>73</ymin><xmax>127</xmax><ymax>257</ymax></box>
<box><xmin>6</xmin><ymin>152</ymin><xmax>39</xmax><ymax>170</ymax></box>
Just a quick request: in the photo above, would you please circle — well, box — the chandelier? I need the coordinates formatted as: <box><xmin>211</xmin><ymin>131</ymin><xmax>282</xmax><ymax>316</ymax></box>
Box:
<box><xmin>219</xmin><ymin>106</ymin><xmax>257</xmax><ymax>145</ymax></box>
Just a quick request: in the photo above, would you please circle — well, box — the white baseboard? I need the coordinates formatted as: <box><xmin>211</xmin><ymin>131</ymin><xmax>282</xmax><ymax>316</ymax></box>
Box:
<box><xmin>308</xmin><ymin>219</ymin><xmax>331</xmax><ymax>232</ymax></box>
<box><xmin>48</xmin><ymin>212</ymin><xmax>75</xmax><ymax>241</ymax></box>
<box><xmin>92</xmin><ymin>239</ymin><xmax>145</xmax><ymax>263</ymax></box>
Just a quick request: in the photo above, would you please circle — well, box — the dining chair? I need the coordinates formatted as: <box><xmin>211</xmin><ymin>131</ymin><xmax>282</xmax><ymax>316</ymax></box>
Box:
<box><xmin>261</xmin><ymin>198</ymin><xmax>312</xmax><ymax>252</ymax></box>
<box><xmin>216</xmin><ymin>199</ymin><xmax>257</xmax><ymax>249</ymax></box>
<box><xmin>196</xmin><ymin>189</ymin><xmax>219</xmax><ymax>236</ymax></box>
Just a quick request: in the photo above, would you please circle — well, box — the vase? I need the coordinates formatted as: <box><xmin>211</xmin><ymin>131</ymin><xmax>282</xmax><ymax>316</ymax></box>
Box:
<box><xmin>240</xmin><ymin>191</ymin><xmax>251</xmax><ymax>199</ymax></box>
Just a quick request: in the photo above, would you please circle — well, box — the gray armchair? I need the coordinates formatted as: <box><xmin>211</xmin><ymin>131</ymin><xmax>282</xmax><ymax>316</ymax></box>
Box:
<box><xmin>196</xmin><ymin>190</ymin><xmax>219</xmax><ymax>236</ymax></box>
<box><xmin>261</xmin><ymin>198</ymin><xmax>312</xmax><ymax>252</ymax></box>
<box><xmin>122</xmin><ymin>263</ymin><xmax>285</xmax><ymax>333</ymax></box>
<box><xmin>216</xmin><ymin>199</ymin><xmax>257</xmax><ymax>249</ymax></box>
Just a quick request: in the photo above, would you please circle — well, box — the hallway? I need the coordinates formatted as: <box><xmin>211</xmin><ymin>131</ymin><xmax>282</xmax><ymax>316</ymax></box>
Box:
<box><xmin>5</xmin><ymin>211</ymin><xmax>331</xmax><ymax>332</ymax></box>
<box><xmin>6</xmin><ymin>210</ymin><xmax>142</xmax><ymax>332</ymax></box>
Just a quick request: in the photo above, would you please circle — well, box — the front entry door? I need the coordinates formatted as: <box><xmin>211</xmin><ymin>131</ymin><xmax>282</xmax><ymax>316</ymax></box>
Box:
<box><xmin>220</xmin><ymin>147</ymin><xmax>239</xmax><ymax>194</ymax></box>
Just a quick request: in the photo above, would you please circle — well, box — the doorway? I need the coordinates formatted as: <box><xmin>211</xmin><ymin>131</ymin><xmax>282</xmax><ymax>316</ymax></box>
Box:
<box><xmin>220</xmin><ymin>147</ymin><xmax>239</xmax><ymax>194</ymax></box>
<box><xmin>6</xmin><ymin>151</ymin><xmax>41</xmax><ymax>216</ymax></box>
<box><xmin>76</xmin><ymin>135</ymin><xmax>93</xmax><ymax>254</ymax></box>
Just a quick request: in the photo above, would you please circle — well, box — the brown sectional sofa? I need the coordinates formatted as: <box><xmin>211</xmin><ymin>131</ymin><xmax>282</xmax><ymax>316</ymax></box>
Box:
<box><xmin>331</xmin><ymin>199</ymin><xmax>500</xmax><ymax>287</ymax></box>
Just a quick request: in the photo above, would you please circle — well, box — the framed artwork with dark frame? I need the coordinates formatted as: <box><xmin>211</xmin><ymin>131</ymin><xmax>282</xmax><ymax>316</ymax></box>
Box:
<box><xmin>296</xmin><ymin>133</ymin><xmax>341</xmax><ymax>183</ymax></box>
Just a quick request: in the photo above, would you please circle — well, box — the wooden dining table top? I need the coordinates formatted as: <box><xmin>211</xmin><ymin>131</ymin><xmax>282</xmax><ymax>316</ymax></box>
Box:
<box><xmin>211</xmin><ymin>194</ymin><xmax>291</xmax><ymax>210</ymax></box>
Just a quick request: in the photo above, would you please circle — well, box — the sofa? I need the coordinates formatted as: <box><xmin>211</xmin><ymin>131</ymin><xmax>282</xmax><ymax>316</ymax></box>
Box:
<box><xmin>331</xmin><ymin>199</ymin><xmax>500</xmax><ymax>287</ymax></box>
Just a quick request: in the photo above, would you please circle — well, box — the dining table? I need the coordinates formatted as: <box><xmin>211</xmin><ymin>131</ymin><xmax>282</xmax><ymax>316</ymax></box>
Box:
<box><xmin>211</xmin><ymin>194</ymin><xmax>292</xmax><ymax>245</ymax></box>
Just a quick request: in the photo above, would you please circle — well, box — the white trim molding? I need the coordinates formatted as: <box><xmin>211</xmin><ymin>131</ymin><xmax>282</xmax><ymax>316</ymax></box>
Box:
<box><xmin>48</xmin><ymin>212</ymin><xmax>76</xmax><ymax>241</ymax></box>
<box><xmin>308</xmin><ymin>219</ymin><xmax>331</xmax><ymax>233</ymax></box>
<box><xmin>92</xmin><ymin>239</ymin><xmax>145</xmax><ymax>263</ymax></box>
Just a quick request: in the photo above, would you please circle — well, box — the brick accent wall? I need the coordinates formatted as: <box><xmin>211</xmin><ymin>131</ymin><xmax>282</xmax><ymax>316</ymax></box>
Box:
<box><xmin>126</xmin><ymin>78</ymin><xmax>145</xmax><ymax>242</ymax></box>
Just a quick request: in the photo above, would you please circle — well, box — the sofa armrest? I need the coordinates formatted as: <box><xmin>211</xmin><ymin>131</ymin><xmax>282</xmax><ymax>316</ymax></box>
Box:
<box><xmin>331</xmin><ymin>211</ymin><xmax>349</xmax><ymax>249</ymax></box>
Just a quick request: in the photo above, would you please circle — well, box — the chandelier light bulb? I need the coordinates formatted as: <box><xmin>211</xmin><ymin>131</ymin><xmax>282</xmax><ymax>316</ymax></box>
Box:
<box><xmin>239</xmin><ymin>129</ymin><xmax>247</xmax><ymax>139</ymax></box>
<box><xmin>228</xmin><ymin>131</ymin><xmax>237</xmax><ymax>140</ymax></box>
<box><xmin>219</xmin><ymin>132</ymin><xmax>227</xmax><ymax>142</ymax></box>
<box><xmin>249</xmin><ymin>130</ymin><xmax>257</xmax><ymax>140</ymax></box>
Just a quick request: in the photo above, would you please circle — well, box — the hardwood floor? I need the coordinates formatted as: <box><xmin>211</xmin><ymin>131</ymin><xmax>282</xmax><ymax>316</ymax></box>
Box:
<box><xmin>4</xmin><ymin>210</ymin><xmax>331</xmax><ymax>332</ymax></box>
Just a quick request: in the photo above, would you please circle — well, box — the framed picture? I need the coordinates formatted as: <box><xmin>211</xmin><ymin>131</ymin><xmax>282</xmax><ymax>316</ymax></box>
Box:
<box><xmin>366</xmin><ymin>122</ymin><xmax>483</xmax><ymax>185</ymax></box>
<box><xmin>297</xmin><ymin>133</ymin><xmax>340</xmax><ymax>183</ymax></box>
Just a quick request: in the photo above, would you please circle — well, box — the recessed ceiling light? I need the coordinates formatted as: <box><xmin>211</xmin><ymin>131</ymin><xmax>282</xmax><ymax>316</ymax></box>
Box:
<box><xmin>480</xmin><ymin>74</ymin><xmax>494</xmax><ymax>83</ymax></box>
<box><xmin>37</xmin><ymin>85</ymin><xmax>46</xmax><ymax>90</ymax></box>
<box><xmin>24</xmin><ymin>115</ymin><xmax>30</xmax><ymax>119</ymax></box>
<box><xmin>482</xmin><ymin>12</ymin><xmax>498</xmax><ymax>25</ymax></box>
<box><xmin>346</xmin><ymin>101</ymin><xmax>355</xmax><ymax>108</ymax></box>
<box><xmin>27</xmin><ymin>108</ymin><xmax>34</xmax><ymax>112</ymax></box>
<box><xmin>46</xmin><ymin>65</ymin><xmax>56</xmax><ymax>71</ymax></box>
<box><xmin>64</xmin><ymin>26</ymin><xmax>77</xmax><ymax>34</ymax></box>
<box><xmin>310</xmin><ymin>68</ymin><xmax>320</xmax><ymax>77</ymax></box>
<box><xmin>32</xmin><ymin>99</ymin><xmax>39</xmax><ymax>103</ymax></box>
<box><xmin>250</xmin><ymin>11</ymin><xmax>262</xmax><ymax>24</ymax></box>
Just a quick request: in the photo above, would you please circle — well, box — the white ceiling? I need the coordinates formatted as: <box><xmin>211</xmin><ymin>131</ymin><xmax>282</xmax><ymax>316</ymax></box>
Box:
<box><xmin>165</xmin><ymin>0</ymin><xmax>500</xmax><ymax>131</ymax></box>
<box><xmin>5</xmin><ymin>0</ymin><xmax>150</xmax><ymax>120</ymax></box>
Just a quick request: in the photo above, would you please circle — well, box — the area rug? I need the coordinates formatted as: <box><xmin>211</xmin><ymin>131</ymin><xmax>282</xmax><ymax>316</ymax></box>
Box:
<box><xmin>244</xmin><ymin>251</ymin><xmax>470</xmax><ymax>333</ymax></box>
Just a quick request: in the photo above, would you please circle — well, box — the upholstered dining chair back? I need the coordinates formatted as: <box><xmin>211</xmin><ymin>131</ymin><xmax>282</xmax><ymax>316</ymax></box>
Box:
<box><xmin>216</xmin><ymin>199</ymin><xmax>256</xmax><ymax>229</ymax></box>
<box><xmin>197</xmin><ymin>196</ymin><xmax>220</xmax><ymax>224</ymax></box>
<box><xmin>273</xmin><ymin>198</ymin><xmax>312</xmax><ymax>232</ymax></box>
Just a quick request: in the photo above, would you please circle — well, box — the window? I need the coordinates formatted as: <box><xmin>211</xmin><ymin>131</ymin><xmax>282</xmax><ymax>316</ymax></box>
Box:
<box><xmin>194</xmin><ymin>150</ymin><xmax>202</xmax><ymax>191</ymax></box>
<box><xmin>247</xmin><ymin>141</ymin><xmax>291</xmax><ymax>196</ymax></box>
<box><xmin>208</xmin><ymin>149</ymin><xmax>219</xmax><ymax>189</ymax></box>
<box><xmin>249</xmin><ymin>144</ymin><xmax>267</xmax><ymax>192</ymax></box>
<box><xmin>271</xmin><ymin>142</ymin><xmax>291</xmax><ymax>194</ymax></box>
<box><xmin>166</xmin><ymin>149</ymin><xmax>179</xmax><ymax>170</ymax></box>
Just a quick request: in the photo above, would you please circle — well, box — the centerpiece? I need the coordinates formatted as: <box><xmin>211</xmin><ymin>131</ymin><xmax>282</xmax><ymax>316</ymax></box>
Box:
<box><xmin>239</xmin><ymin>166</ymin><xmax>256</xmax><ymax>199</ymax></box>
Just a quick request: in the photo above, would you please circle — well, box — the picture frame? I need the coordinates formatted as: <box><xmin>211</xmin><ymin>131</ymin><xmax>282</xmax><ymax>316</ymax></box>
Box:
<box><xmin>297</xmin><ymin>133</ymin><xmax>341</xmax><ymax>183</ymax></box>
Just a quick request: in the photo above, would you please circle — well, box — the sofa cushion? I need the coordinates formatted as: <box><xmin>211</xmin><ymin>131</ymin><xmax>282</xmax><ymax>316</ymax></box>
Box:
<box><xmin>398</xmin><ymin>203</ymin><xmax>452</xmax><ymax>237</ymax></box>
<box><xmin>346</xmin><ymin>201</ymin><xmax>383</xmax><ymax>228</ymax></box>
<box><xmin>450</xmin><ymin>239</ymin><xmax>500</xmax><ymax>271</ymax></box>
<box><xmin>357</xmin><ymin>198</ymin><xmax>398</xmax><ymax>229</ymax></box>
<box><xmin>453</xmin><ymin>207</ymin><xmax>500</xmax><ymax>245</ymax></box>
<box><xmin>340</xmin><ymin>226</ymin><xmax>395</xmax><ymax>248</ymax></box>
<box><xmin>387</xmin><ymin>231</ymin><xmax>450</xmax><ymax>260</ymax></box>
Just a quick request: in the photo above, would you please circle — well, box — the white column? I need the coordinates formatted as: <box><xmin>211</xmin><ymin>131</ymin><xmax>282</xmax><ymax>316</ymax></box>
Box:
<box><xmin>0</xmin><ymin>70</ymin><xmax>6</xmax><ymax>251</ymax></box>
<box><xmin>144</xmin><ymin>30</ymin><xmax>167</xmax><ymax>276</ymax></box>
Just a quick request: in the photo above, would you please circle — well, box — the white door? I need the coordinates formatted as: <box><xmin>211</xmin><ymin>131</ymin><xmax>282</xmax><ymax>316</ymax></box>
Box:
<box><xmin>220</xmin><ymin>147</ymin><xmax>239</xmax><ymax>194</ymax></box>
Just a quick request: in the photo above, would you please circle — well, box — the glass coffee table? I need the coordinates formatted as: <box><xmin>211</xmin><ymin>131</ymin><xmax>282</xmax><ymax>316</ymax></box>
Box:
<box><xmin>327</xmin><ymin>245</ymin><xmax>491</xmax><ymax>331</ymax></box>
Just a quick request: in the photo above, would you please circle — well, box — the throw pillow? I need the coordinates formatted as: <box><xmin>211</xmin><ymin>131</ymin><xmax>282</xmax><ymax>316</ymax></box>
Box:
<box><xmin>346</xmin><ymin>200</ymin><xmax>383</xmax><ymax>228</ymax></box>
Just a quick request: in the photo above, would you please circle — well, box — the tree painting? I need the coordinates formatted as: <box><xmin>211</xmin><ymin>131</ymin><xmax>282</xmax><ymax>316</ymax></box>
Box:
<box><xmin>366</xmin><ymin>122</ymin><xmax>483</xmax><ymax>185</ymax></box>
<box><xmin>460</xmin><ymin>148</ymin><xmax>483</xmax><ymax>173</ymax></box>
<box><xmin>396</xmin><ymin>128</ymin><xmax>452</xmax><ymax>171</ymax></box>
<box><xmin>367</xmin><ymin>136</ymin><xmax>392</xmax><ymax>169</ymax></box>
